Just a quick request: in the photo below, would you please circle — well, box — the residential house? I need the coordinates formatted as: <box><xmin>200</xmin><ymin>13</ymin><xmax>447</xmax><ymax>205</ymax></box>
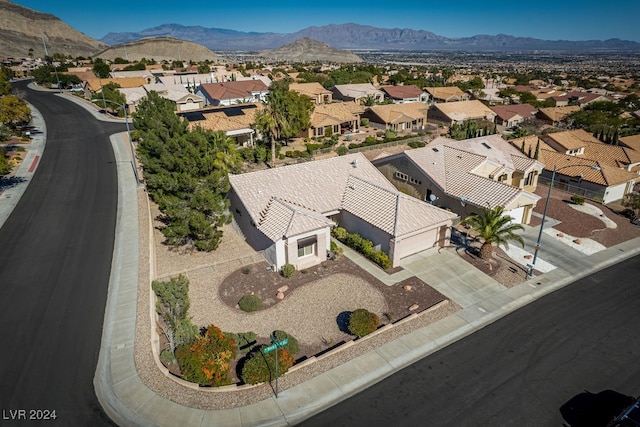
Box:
<box><xmin>111</xmin><ymin>70</ymin><xmax>156</xmax><ymax>84</ymax></box>
<box><xmin>307</xmin><ymin>102</ymin><xmax>364</xmax><ymax>139</ymax></box>
<box><xmin>427</xmin><ymin>100</ymin><xmax>496</xmax><ymax>126</ymax></box>
<box><xmin>117</xmin><ymin>83</ymin><xmax>204</xmax><ymax>113</ymax></box>
<box><xmin>331</xmin><ymin>83</ymin><xmax>384</xmax><ymax>104</ymax></box>
<box><xmin>197</xmin><ymin>80</ymin><xmax>270</xmax><ymax>106</ymax></box>
<box><xmin>373</xmin><ymin>134</ymin><xmax>542</xmax><ymax>224</ymax></box>
<box><xmin>228</xmin><ymin>153</ymin><xmax>458</xmax><ymax>269</ymax></box>
<box><xmin>539</xmin><ymin>129</ymin><xmax>599</xmax><ymax>156</ymax></box>
<box><xmin>83</xmin><ymin>77</ymin><xmax>147</xmax><ymax>100</ymax></box>
<box><xmin>490</xmin><ymin>104</ymin><xmax>538</xmax><ymax>128</ymax></box>
<box><xmin>180</xmin><ymin>103</ymin><xmax>263</xmax><ymax>146</ymax></box>
<box><xmin>424</xmin><ymin>86</ymin><xmax>470</xmax><ymax>103</ymax></box>
<box><xmin>536</xmin><ymin>106</ymin><xmax>580</xmax><ymax>126</ymax></box>
<box><xmin>289</xmin><ymin>82</ymin><xmax>332</xmax><ymax>104</ymax></box>
<box><xmin>537</xmin><ymin>150</ymin><xmax>638</xmax><ymax>204</ymax></box>
<box><xmin>362</xmin><ymin>102</ymin><xmax>429</xmax><ymax>133</ymax></box>
<box><xmin>380</xmin><ymin>85</ymin><xmax>429</xmax><ymax>103</ymax></box>
<box><xmin>553</xmin><ymin>91</ymin><xmax>611</xmax><ymax>107</ymax></box>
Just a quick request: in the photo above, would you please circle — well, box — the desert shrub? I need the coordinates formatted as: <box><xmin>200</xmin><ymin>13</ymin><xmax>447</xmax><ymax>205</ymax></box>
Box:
<box><xmin>571</xmin><ymin>195</ymin><xmax>585</xmax><ymax>205</ymax></box>
<box><xmin>281</xmin><ymin>263</ymin><xmax>296</xmax><ymax>278</ymax></box>
<box><xmin>336</xmin><ymin>145</ymin><xmax>348</xmax><ymax>156</ymax></box>
<box><xmin>365</xmin><ymin>136</ymin><xmax>377</xmax><ymax>144</ymax></box>
<box><xmin>361</xmin><ymin>118</ymin><xmax>370</xmax><ymax>127</ymax></box>
<box><xmin>241</xmin><ymin>347</ymin><xmax>295</xmax><ymax>385</ymax></box>
<box><xmin>348</xmin><ymin>309</ymin><xmax>380</xmax><ymax>337</ymax></box>
<box><xmin>272</xmin><ymin>330</ymin><xmax>299</xmax><ymax>355</ymax></box>
<box><xmin>238</xmin><ymin>294</ymin><xmax>262</xmax><ymax>312</ymax></box>
<box><xmin>175</xmin><ymin>325</ymin><xmax>237</xmax><ymax>386</ymax></box>
<box><xmin>160</xmin><ymin>349</ymin><xmax>176</xmax><ymax>366</ymax></box>
<box><xmin>241</xmin><ymin>267</ymin><xmax>251</xmax><ymax>275</ymax></box>
<box><xmin>332</xmin><ymin>227</ymin><xmax>348</xmax><ymax>241</ymax></box>
<box><xmin>408</xmin><ymin>141</ymin><xmax>426</xmax><ymax>148</ymax></box>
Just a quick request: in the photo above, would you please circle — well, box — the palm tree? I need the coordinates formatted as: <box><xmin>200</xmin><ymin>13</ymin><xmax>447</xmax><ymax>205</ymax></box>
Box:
<box><xmin>463</xmin><ymin>205</ymin><xmax>525</xmax><ymax>260</ymax></box>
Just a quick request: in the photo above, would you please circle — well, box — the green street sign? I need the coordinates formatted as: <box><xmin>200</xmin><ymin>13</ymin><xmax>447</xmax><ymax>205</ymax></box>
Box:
<box><xmin>263</xmin><ymin>338</ymin><xmax>288</xmax><ymax>353</ymax></box>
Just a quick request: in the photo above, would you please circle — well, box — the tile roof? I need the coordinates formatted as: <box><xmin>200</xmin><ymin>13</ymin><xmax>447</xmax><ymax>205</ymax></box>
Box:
<box><xmin>537</xmin><ymin>150</ymin><xmax>639</xmax><ymax>186</ymax></box>
<box><xmin>537</xmin><ymin>106</ymin><xmax>580</xmax><ymax>122</ymax></box>
<box><xmin>199</xmin><ymin>80</ymin><xmax>269</xmax><ymax>101</ymax></box>
<box><xmin>332</xmin><ymin>83</ymin><xmax>383</xmax><ymax>99</ymax></box>
<box><xmin>581</xmin><ymin>141</ymin><xmax>640</xmax><ymax>169</ymax></box>
<box><xmin>289</xmin><ymin>82</ymin><xmax>331</xmax><ymax>98</ymax></box>
<box><xmin>432</xmin><ymin>100</ymin><xmax>496</xmax><ymax>121</ymax></box>
<box><xmin>183</xmin><ymin>104</ymin><xmax>263</xmax><ymax>133</ymax></box>
<box><xmin>342</xmin><ymin>176</ymin><xmax>457</xmax><ymax>237</ymax></box>
<box><xmin>425</xmin><ymin>86</ymin><xmax>467</xmax><ymax>100</ymax></box>
<box><xmin>380</xmin><ymin>85</ymin><xmax>425</xmax><ymax>100</ymax></box>
<box><xmin>489</xmin><ymin>103</ymin><xmax>538</xmax><ymax>121</ymax></box>
<box><xmin>310</xmin><ymin>102</ymin><xmax>364</xmax><ymax>127</ymax></box>
<box><xmin>542</xmin><ymin>129</ymin><xmax>598</xmax><ymax>151</ymax></box>
<box><xmin>620</xmin><ymin>134</ymin><xmax>640</xmax><ymax>153</ymax></box>
<box><xmin>508</xmin><ymin>135</ymin><xmax>554</xmax><ymax>156</ymax></box>
<box><xmin>366</xmin><ymin>102</ymin><xmax>428</xmax><ymax>124</ymax></box>
<box><xmin>85</xmin><ymin>77</ymin><xmax>147</xmax><ymax>91</ymax></box>
<box><xmin>230</xmin><ymin>153</ymin><xmax>455</xmax><ymax>241</ymax></box>
<box><xmin>403</xmin><ymin>134</ymin><xmax>541</xmax><ymax>208</ymax></box>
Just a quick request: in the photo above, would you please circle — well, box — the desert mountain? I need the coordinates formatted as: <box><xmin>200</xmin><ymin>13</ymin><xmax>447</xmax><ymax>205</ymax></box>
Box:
<box><xmin>95</xmin><ymin>37</ymin><xmax>225</xmax><ymax>63</ymax></box>
<box><xmin>101</xmin><ymin>22</ymin><xmax>640</xmax><ymax>52</ymax></box>
<box><xmin>0</xmin><ymin>0</ymin><xmax>107</xmax><ymax>58</ymax></box>
<box><xmin>259</xmin><ymin>38</ymin><xmax>362</xmax><ymax>63</ymax></box>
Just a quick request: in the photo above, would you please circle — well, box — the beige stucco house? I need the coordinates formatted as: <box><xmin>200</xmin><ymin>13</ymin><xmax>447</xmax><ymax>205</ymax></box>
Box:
<box><xmin>307</xmin><ymin>102</ymin><xmax>364</xmax><ymax>138</ymax></box>
<box><xmin>428</xmin><ymin>100</ymin><xmax>497</xmax><ymax>126</ymax></box>
<box><xmin>289</xmin><ymin>82</ymin><xmax>332</xmax><ymax>104</ymax></box>
<box><xmin>228</xmin><ymin>153</ymin><xmax>458</xmax><ymax>270</ymax></box>
<box><xmin>373</xmin><ymin>134</ymin><xmax>543</xmax><ymax>225</ymax></box>
<box><xmin>362</xmin><ymin>102</ymin><xmax>429</xmax><ymax>133</ymax></box>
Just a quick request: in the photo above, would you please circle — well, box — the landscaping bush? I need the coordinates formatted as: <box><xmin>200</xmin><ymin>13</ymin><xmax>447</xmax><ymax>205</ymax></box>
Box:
<box><xmin>160</xmin><ymin>349</ymin><xmax>177</xmax><ymax>366</ymax></box>
<box><xmin>175</xmin><ymin>324</ymin><xmax>237</xmax><ymax>386</ymax></box>
<box><xmin>348</xmin><ymin>309</ymin><xmax>380</xmax><ymax>337</ymax></box>
<box><xmin>272</xmin><ymin>330</ymin><xmax>300</xmax><ymax>355</ymax></box>
<box><xmin>331</xmin><ymin>228</ymin><xmax>391</xmax><ymax>270</ymax></box>
<box><xmin>408</xmin><ymin>141</ymin><xmax>426</xmax><ymax>148</ymax></box>
<box><xmin>238</xmin><ymin>294</ymin><xmax>262</xmax><ymax>312</ymax></box>
<box><xmin>227</xmin><ymin>331</ymin><xmax>257</xmax><ymax>354</ymax></box>
<box><xmin>240</xmin><ymin>347</ymin><xmax>295</xmax><ymax>385</ymax></box>
<box><xmin>336</xmin><ymin>145</ymin><xmax>348</xmax><ymax>156</ymax></box>
<box><xmin>361</xmin><ymin>118</ymin><xmax>369</xmax><ymax>127</ymax></box>
<box><xmin>571</xmin><ymin>195</ymin><xmax>585</xmax><ymax>205</ymax></box>
<box><xmin>281</xmin><ymin>263</ymin><xmax>296</xmax><ymax>278</ymax></box>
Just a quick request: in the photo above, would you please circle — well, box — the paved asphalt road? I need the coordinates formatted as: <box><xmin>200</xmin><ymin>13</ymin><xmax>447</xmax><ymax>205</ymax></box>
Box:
<box><xmin>0</xmin><ymin>82</ymin><xmax>123</xmax><ymax>425</ymax></box>
<box><xmin>301</xmin><ymin>255</ymin><xmax>640</xmax><ymax>427</ymax></box>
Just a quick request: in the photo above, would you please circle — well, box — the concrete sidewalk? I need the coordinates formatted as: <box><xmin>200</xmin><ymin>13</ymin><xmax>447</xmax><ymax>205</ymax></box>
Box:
<box><xmin>94</xmin><ymin>131</ymin><xmax>640</xmax><ymax>426</ymax></box>
<box><xmin>5</xmin><ymin>90</ymin><xmax>638</xmax><ymax>426</ymax></box>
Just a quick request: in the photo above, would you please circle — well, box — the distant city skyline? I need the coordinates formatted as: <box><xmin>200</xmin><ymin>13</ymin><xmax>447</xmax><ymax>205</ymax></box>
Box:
<box><xmin>9</xmin><ymin>0</ymin><xmax>640</xmax><ymax>43</ymax></box>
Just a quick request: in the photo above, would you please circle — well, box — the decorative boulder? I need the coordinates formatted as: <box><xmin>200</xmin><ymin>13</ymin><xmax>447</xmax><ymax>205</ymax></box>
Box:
<box><xmin>277</xmin><ymin>285</ymin><xmax>289</xmax><ymax>293</ymax></box>
<box><xmin>408</xmin><ymin>304</ymin><xmax>419</xmax><ymax>311</ymax></box>
<box><xmin>403</xmin><ymin>285</ymin><xmax>413</xmax><ymax>291</ymax></box>
<box><xmin>276</xmin><ymin>292</ymin><xmax>285</xmax><ymax>300</ymax></box>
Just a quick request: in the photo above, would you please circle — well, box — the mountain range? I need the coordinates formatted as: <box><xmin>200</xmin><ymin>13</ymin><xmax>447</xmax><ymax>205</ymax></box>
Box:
<box><xmin>102</xmin><ymin>23</ymin><xmax>640</xmax><ymax>52</ymax></box>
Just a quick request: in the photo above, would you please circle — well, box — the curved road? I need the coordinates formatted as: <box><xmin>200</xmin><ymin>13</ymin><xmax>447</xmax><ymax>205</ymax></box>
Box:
<box><xmin>301</xmin><ymin>255</ymin><xmax>640</xmax><ymax>427</ymax></box>
<box><xmin>0</xmin><ymin>81</ymin><xmax>123</xmax><ymax>425</ymax></box>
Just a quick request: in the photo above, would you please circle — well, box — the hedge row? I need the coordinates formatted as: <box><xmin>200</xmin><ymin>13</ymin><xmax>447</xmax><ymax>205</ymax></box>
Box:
<box><xmin>332</xmin><ymin>227</ymin><xmax>392</xmax><ymax>270</ymax></box>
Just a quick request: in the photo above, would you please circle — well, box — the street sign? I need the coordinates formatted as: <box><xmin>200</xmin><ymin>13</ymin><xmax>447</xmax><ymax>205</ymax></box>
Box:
<box><xmin>263</xmin><ymin>338</ymin><xmax>288</xmax><ymax>353</ymax></box>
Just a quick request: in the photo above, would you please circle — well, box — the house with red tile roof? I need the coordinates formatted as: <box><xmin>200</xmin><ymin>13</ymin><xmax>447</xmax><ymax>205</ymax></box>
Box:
<box><xmin>373</xmin><ymin>134</ymin><xmax>542</xmax><ymax>225</ymax></box>
<box><xmin>228</xmin><ymin>153</ymin><xmax>457</xmax><ymax>269</ymax></box>
<box><xmin>197</xmin><ymin>80</ymin><xmax>269</xmax><ymax>106</ymax></box>
<box><xmin>380</xmin><ymin>85</ymin><xmax>429</xmax><ymax>103</ymax></box>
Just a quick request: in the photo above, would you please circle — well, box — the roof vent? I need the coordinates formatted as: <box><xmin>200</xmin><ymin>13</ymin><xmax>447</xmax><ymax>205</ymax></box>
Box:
<box><xmin>351</xmin><ymin>158</ymin><xmax>358</xmax><ymax>167</ymax></box>
<box><xmin>481</xmin><ymin>142</ymin><xmax>492</xmax><ymax>149</ymax></box>
<box><xmin>432</xmin><ymin>147</ymin><xmax>439</xmax><ymax>152</ymax></box>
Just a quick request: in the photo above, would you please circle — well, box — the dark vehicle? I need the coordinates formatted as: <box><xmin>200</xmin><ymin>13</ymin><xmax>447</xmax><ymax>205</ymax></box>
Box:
<box><xmin>608</xmin><ymin>396</ymin><xmax>640</xmax><ymax>427</ymax></box>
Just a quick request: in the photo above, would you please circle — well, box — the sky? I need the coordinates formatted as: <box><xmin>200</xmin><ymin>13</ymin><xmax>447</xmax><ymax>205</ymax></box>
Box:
<box><xmin>9</xmin><ymin>0</ymin><xmax>640</xmax><ymax>43</ymax></box>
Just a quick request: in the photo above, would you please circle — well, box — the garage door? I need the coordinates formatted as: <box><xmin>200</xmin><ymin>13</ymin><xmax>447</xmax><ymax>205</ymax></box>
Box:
<box><xmin>396</xmin><ymin>228</ymin><xmax>437</xmax><ymax>259</ymax></box>
<box><xmin>505</xmin><ymin>206</ymin><xmax>525</xmax><ymax>224</ymax></box>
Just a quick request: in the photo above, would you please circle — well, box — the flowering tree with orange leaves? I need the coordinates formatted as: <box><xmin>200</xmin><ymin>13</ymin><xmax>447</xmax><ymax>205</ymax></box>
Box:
<box><xmin>175</xmin><ymin>324</ymin><xmax>237</xmax><ymax>386</ymax></box>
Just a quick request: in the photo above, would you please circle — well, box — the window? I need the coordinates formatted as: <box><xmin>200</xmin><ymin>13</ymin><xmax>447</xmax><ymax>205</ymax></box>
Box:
<box><xmin>395</xmin><ymin>171</ymin><xmax>408</xmax><ymax>181</ymax></box>
<box><xmin>524</xmin><ymin>171</ymin><xmax>536</xmax><ymax>186</ymax></box>
<box><xmin>297</xmin><ymin>237</ymin><xmax>317</xmax><ymax>258</ymax></box>
<box><xmin>409</xmin><ymin>176</ymin><xmax>422</xmax><ymax>185</ymax></box>
<box><xmin>498</xmin><ymin>174</ymin><xmax>507</xmax><ymax>182</ymax></box>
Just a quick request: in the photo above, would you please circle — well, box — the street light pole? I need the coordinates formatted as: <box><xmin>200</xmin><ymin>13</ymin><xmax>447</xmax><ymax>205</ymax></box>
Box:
<box><xmin>528</xmin><ymin>163</ymin><xmax>600</xmax><ymax>277</ymax></box>
<box><xmin>92</xmin><ymin>98</ymin><xmax>140</xmax><ymax>186</ymax></box>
